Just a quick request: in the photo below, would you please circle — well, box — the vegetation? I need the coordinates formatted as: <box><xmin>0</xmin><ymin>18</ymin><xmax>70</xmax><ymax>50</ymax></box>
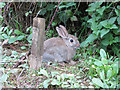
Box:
<box><xmin>0</xmin><ymin>1</ymin><xmax>120</xmax><ymax>88</ymax></box>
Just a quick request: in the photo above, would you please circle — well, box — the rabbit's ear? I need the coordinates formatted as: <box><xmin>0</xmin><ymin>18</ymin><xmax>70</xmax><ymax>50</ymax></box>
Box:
<box><xmin>56</xmin><ymin>25</ymin><xmax>68</xmax><ymax>38</ymax></box>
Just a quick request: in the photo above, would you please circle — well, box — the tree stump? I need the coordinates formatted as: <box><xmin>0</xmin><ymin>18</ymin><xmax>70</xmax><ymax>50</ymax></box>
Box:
<box><xmin>29</xmin><ymin>17</ymin><xmax>45</xmax><ymax>70</ymax></box>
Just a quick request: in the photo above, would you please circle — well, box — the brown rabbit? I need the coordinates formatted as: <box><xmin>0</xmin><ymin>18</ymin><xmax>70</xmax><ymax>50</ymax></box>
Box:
<box><xmin>42</xmin><ymin>25</ymin><xmax>80</xmax><ymax>63</ymax></box>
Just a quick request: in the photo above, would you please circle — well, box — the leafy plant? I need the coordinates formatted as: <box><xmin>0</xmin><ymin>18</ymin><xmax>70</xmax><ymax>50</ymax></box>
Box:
<box><xmin>81</xmin><ymin>2</ymin><xmax>120</xmax><ymax>57</ymax></box>
<box><xmin>38</xmin><ymin>69</ymin><xmax>80</xmax><ymax>88</ymax></box>
<box><xmin>88</xmin><ymin>49</ymin><xmax>119</xmax><ymax>88</ymax></box>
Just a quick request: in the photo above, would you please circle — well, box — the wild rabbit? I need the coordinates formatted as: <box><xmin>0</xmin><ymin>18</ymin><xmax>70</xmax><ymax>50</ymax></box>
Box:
<box><xmin>42</xmin><ymin>25</ymin><xmax>80</xmax><ymax>63</ymax></box>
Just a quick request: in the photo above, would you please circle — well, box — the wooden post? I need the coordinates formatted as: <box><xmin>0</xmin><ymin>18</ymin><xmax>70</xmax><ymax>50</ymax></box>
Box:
<box><xmin>29</xmin><ymin>18</ymin><xmax>45</xmax><ymax>70</ymax></box>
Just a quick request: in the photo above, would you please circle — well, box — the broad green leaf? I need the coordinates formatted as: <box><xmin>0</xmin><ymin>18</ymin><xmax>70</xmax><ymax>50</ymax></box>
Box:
<box><xmin>101</xmin><ymin>39</ymin><xmax>109</xmax><ymax>46</ymax></box>
<box><xmin>100</xmin><ymin>49</ymin><xmax>106</xmax><ymax>58</ymax></box>
<box><xmin>80</xmin><ymin>41</ymin><xmax>88</xmax><ymax>47</ymax></box>
<box><xmin>100</xmin><ymin>29</ymin><xmax>110</xmax><ymax>38</ymax></box>
<box><xmin>86</xmin><ymin>34</ymin><xmax>97</xmax><ymax>43</ymax></box>
<box><xmin>17</xmin><ymin>35</ymin><xmax>25</xmax><ymax>40</ymax></box>
<box><xmin>108</xmin><ymin>17</ymin><xmax>117</xmax><ymax>24</ymax></box>
<box><xmin>14</xmin><ymin>30</ymin><xmax>23</xmax><ymax>35</ymax></box>
<box><xmin>107</xmin><ymin>69</ymin><xmax>112</xmax><ymax>79</ymax></box>
<box><xmin>8</xmin><ymin>37</ymin><xmax>17</xmax><ymax>44</ymax></box>
<box><xmin>2</xmin><ymin>34</ymin><xmax>8</xmax><ymax>39</ymax></box>
<box><xmin>117</xmin><ymin>17</ymin><xmax>120</xmax><ymax>25</ymax></box>
<box><xmin>96</xmin><ymin>6</ymin><xmax>106</xmax><ymax>15</ymax></box>
<box><xmin>112</xmin><ymin>61</ymin><xmax>119</xmax><ymax>75</ymax></box>
<box><xmin>100</xmin><ymin>20</ymin><xmax>108</xmax><ymax>27</ymax></box>
<box><xmin>101</xmin><ymin>33</ymin><xmax>113</xmax><ymax>46</ymax></box>
<box><xmin>92</xmin><ymin>78</ymin><xmax>104</xmax><ymax>88</ymax></box>
<box><xmin>100</xmin><ymin>70</ymin><xmax>105</xmax><ymax>81</ymax></box>
<box><xmin>110</xmin><ymin>24</ymin><xmax>118</xmax><ymax>29</ymax></box>
<box><xmin>21</xmin><ymin>46</ymin><xmax>26</xmax><ymax>50</ymax></box>
<box><xmin>94</xmin><ymin>61</ymin><xmax>103</xmax><ymax>66</ymax></box>
<box><xmin>86</xmin><ymin>2</ymin><xmax>103</xmax><ymax>12</ymax></box>
<box><xmin>115</xmin><ymin>9</ymin><xmax>120</xmax><ymax>16</ymax></box>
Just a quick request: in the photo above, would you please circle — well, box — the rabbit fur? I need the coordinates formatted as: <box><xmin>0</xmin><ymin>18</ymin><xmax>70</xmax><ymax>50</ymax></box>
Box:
<box><xmin>42</xmin><ymin>25</ymin><xmax>80</xmax><ymax>63</ymax></box>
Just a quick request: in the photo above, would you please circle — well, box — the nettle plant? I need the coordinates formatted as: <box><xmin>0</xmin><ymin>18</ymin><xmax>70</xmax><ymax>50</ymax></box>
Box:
<box><xmin>81</xmin><ymin>2</ymin><xmax>120</xmax><ymax>57</ymax></box>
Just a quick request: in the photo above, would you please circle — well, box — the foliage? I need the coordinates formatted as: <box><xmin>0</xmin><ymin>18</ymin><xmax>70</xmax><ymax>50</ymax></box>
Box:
<box><xmin>0</xmin><ymin>2</ymin><xmax>120</xmax><ymax>88</ymax></box>
<box><xmin>38</xmin><ymin>69</ymin><xmax>80</xmax><ymax>88</ymax></box>
<box><xmin>38</xmin><ymin>2</ymin><xmax>88</xmax><ymax>40</ymax></box>
<box><xmin>88</xmin><ymin>49</ymin><xmax>119</xmax><ymax>88</ymax></box>
<box><xmin>0</xmin><ymin>25</ymin><xmax>32</xmax><ymax>47</ymax></box>
<box><xmin>80</xmin><ymin>2</ymin><xmax>120</xmax><ymax>57</ymax></box>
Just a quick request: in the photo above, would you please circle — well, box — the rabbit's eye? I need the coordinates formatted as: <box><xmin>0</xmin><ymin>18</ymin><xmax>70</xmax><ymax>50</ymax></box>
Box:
<box><xmin>70</xmin><ymin>39</ymin><xmax>73</xmax><ymax>42</ymax></box>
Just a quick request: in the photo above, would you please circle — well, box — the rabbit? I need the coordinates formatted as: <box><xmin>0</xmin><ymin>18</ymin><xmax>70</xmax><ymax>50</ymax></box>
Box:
<box><xmin>42</xmin><ymin>25</ymin><xmax>80</xmax><ymax>63</ymax></box>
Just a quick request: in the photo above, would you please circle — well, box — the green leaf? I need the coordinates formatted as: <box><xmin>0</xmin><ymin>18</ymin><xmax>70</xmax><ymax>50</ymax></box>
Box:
<box><xmin>115</xmin><ymin>9</ymin><xmax>120</xmax><ymax>16</ymax></box>
<box><xmin>100</xmin><ymin>49</ymin><xmax>107</xmax><ymax>58</ymax></box>
<box><xmin>14</xmin><ymin>30</ymin><xmax>23</xmax><ymax>35</ymax></box>
<box><xmin>8</xmin><ymin>37</ymin><xmax>17</xmax><ymax>44</ymax></box>
<box><xmin>86</xmin><ymin>34</ymin><xmax>97</xmax><ymax>43</ymax></box>
<box><xmin>92</xmin><ymin>78</ymin><xmax>104</xmax><ymax>88</ymax></box>
<box><xmin>96</xmin><ymin>6</ymin><xmax>106</xmax><ymax>15</ymax></box>
<box><xmin>86</xmin><ymin>2</ymin><xmax>103</xmax><ymax>12</ymax></box>
<box><xmin>17</xmin><ymin>35</ymin><xmax>25</xmax><ymax>40</ymax></box>
<box><xmin>117</xmin><ymin>17</ymin><xmax>120</xmax><ymax>25</ymax></box>
<box><xmin>110</xmin><ymin>24</ymin><xmax>118</xmax><ymax>29</ymax></box>
<box><xmin>101</xmin><ymin>39</ymin><xmax>109</xmax><ymax>46</ymax></box>
<box><xmin>107</xmin><ymin>69</ymin><xmax>112</xmax><ymax>79</ymax></box>
<box><xmin>100</xmin><ymin>29</ymin><xmax>110</xmax><ymax>38</ymax></box>
<box><xmin>108</xmin><ymin>17</ymin><xmax>117</xmax><ymax>24</ymax></box>
<box><xmin>2</xmin><ymin>34</ymin><xmax>8</xmax><ymax>39</ymax></box>
<box><xmin>100</xmin><ymin>19</ymin><xmax>108</xmax><ymax>27</ymax></box>
<box><xmin>100</xmin><ymin>70</ymin><xmax>105</xmax><ymax>81</ymax></box>
<box><xmin>21</xmin><ymin>46</ymin><xmax>26</xmax><ymax>50</ymax></box>
<box><xmin>112</xmin><ymin>61</ymin><xmax>119</xmax><ymax>75</ymax></box>
<box><xmin>94</xmin><ymin>61</ymin><xmax>103</xmax><ymax>66</ymax></box>
<box><xmin>101</xmin><ymin>33</ymin><xmax>113</xmax><ymax>46</ymax></box>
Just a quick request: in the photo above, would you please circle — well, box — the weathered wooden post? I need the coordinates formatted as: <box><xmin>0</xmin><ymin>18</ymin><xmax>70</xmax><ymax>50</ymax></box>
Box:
<box><xmin>29</xmin><ymin>18</ymin><xmax>45</xmax><ymax>70</ymax></box>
